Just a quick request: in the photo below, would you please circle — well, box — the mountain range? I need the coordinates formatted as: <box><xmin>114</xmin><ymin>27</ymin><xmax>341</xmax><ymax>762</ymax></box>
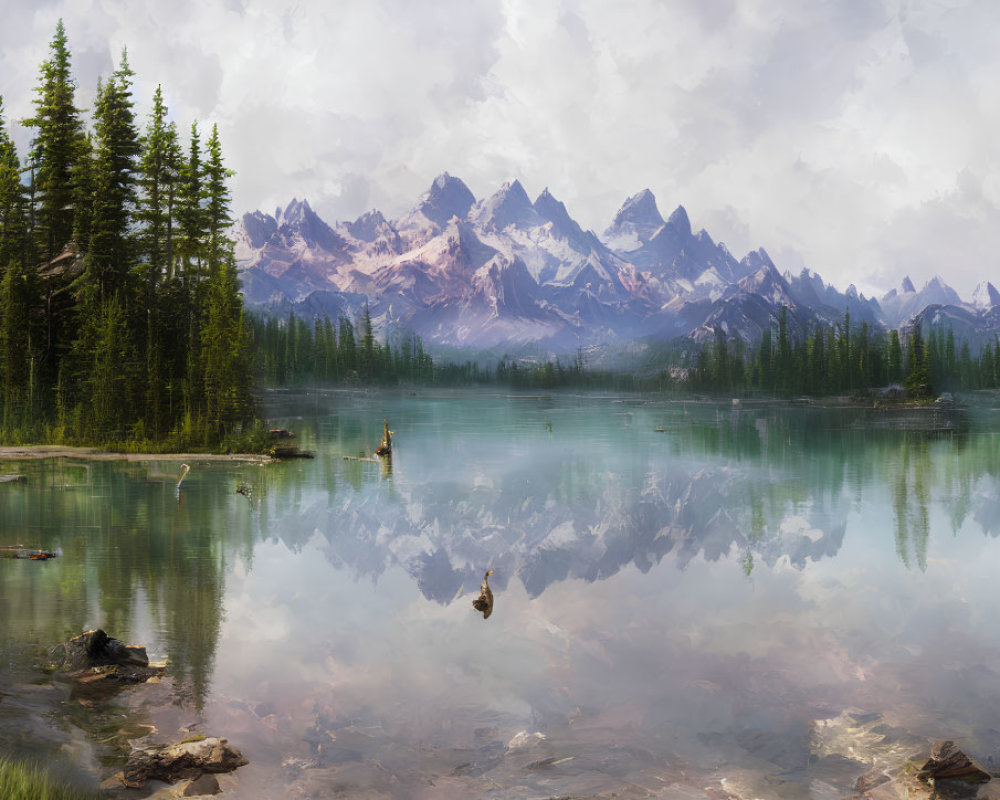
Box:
<box><xmin>234</xmin><ymin>174</ymin><xmax>1000</xmax><ymax>354</ymax></box>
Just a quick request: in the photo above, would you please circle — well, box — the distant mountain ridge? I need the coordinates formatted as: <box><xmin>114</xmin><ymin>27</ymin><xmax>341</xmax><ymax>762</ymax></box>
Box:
<box><xmin>234</xmin><ymin>174</ymin><xmax>1000</xmax><ymax>353</ymax></box>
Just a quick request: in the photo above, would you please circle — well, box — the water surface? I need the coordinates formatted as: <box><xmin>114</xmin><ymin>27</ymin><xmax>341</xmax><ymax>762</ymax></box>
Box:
<box><xmin>2</xmin><ymin>390</ymin><xmax>1000</xmax><ymax>798</ymax></box>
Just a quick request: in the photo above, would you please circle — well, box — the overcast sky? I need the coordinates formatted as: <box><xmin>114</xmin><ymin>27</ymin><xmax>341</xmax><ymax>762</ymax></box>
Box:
<box><xmin>2</xmin><ymin>0</ymin><xmax>999</xmax><ymax>299</ymax></box>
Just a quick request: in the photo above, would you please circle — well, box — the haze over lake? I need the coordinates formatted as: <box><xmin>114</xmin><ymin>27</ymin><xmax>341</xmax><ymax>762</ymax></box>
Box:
<box><xmin>2</xmin><ymin>389</ymin><xmax>1000</xmax><ymax>797</ymax></box>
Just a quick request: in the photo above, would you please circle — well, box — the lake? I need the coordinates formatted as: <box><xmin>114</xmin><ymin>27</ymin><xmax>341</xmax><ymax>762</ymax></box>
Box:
<box><xmin>2</xmin><ymin>389</ymin><xmax>1000</xmax><ymax>798</ymax></box>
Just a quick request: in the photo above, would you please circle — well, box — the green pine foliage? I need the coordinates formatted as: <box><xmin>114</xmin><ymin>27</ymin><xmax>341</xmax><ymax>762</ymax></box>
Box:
<box><xmin>0</xmin><ymin>22</ymin><xmax>254</xmax><ymax>449</ymax></box>
<box><xmin>250</xmin><ymin>311</ymin><xmax>434</xmax><ymax>386</ymax></box>
<box><xmin>690</xmin><ymin>306</ymin><xmax>998</xmax><ymax>399</ymax></box>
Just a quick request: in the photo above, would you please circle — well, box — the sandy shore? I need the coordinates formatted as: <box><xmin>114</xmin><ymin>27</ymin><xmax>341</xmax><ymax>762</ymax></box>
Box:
<box><xmin>0</xmin><ymin>445</ymin><xmax>270</xmax><ymax>463</ymax></box>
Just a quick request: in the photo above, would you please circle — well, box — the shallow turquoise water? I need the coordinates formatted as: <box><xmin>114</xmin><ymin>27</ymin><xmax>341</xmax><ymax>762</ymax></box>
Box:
<box><xmin>2</xmin><ymin>389</ymin><xmax>1000</xmax><ymax>797</ymax></box>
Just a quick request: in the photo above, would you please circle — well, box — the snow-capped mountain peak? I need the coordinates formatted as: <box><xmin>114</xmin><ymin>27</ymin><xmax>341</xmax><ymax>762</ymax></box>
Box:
<box><xmin>472</xmin><ymin>179</ymin><xmax>540</xmax><ymax>231</ymax></box>
<box><xmin>234</xmin><ymin>173</ymin><xmax>995</xmax><ymax>353</ymax></box>
<box><xmin>612</xmin><ymin>189</ymin><xmax>664</xmax><ymax>230</ymax></box>
<box><xmin>972</xmin><ymin>281</ymin><xmax>1000</xmax><ymax>309</ymax></box>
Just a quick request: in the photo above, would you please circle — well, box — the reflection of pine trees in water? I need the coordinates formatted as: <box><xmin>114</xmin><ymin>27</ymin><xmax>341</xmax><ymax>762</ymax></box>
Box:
<box><xmin>891</xmin><ymin>437</ymin><xmax>930</xmax><ymax>571</ymax></box>
<box><xmin>0</xmin><ymin>460</ymin><xmax>232</xmax><ymax>710</ymax></box>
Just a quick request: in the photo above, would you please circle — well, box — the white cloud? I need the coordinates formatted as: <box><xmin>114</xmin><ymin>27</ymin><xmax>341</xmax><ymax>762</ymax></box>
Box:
<box><xmin>2</xmin><ymin>0</ymin><xmax>1000</xmax><ymax>298</ymax></box>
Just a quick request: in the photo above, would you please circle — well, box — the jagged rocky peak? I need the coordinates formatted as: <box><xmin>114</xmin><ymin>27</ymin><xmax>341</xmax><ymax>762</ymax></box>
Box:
<box><xmin>666</xmin><ymin>205</ymin><xmax>692</xmax><ymax>238</ymax></box>
<box><xmin>741</xmin><ymin>247</ymin><xmax>775</xmax><ymax>272</ymax></box>
<box><xmin>972</xmin><ymin>281</ymin><xmax>1000</xmax><ymax>308</ymax></box>
<box><xmin>799</xmin><ymin>267</ymin><xmax>824</xmax><ymax>289</ymax></box>
<box><xmin>900</xmin><ymin>275</ymin><xmax>916</xmax><ymax>294</ymax></box>
<box><xmin>533</xmin><ymin>187</ymin><xmax>564</xmax><ymax>219</ymax></box>
<box><xmin>533</xmin><ymin>188</ymin><xmax>573</xmax><ymax>231</ymax></box>
<box><xmin>534</xmin><ymin>188</ymin><xmax>585</xmax><ymax>236</ymax></box>
<box><xmin>612</xmin><ymin>189</ymin><xmax>664</xmax><ymax>230</ymax></box>
<box><xmin>474</xmin><ymin>179</ymin><xmax>539</xmax><ymax>230</ymax></box>
<box><xmin>418</xmin><ymin>172</ymin><xmax>476</xmax><ymax>227</ymax></box>
<box><xmin>273</xmin><ymin>197</ymin><xmax>345</xmax><ymax>253</ymax></box>
<box><xmin>347</xmin><ymin>209</ymin><xmax>391</xmax><ymax>242</ymax></box>
<box><xmin>241</xmin><ymin>210</ymin><xmax>277</xmax><ymax>249</ymax></box>
<box><xmin>278</xmin><ymin>197</ymin><xmax>314</xmax><ymax>225</ymax></box>
<box><xmin>603</xmin><ymin>189</ymin><xmax>666</xmax><ymax>251</ymax></box>
<box><xmin>920</xmin><ymin>275</ymin><xmax>961</xmax><ymax>305</ymax></box>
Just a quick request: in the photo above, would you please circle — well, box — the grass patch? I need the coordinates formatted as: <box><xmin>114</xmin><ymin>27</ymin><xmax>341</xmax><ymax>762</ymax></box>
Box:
<box><xmin>0</xmin><ymin>757</ymin><xmax>102</xmax><ymax>800</ymax></box>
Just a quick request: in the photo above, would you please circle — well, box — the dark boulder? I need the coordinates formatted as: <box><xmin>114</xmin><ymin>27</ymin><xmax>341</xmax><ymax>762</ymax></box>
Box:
<box><xmin>45</xmin><ymin>629</ymin><xmax>165</xmax><ymax>693</ymax></box>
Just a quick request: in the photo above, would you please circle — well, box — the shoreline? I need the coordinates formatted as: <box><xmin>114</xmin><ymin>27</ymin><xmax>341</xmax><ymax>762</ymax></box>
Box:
<box><xmin>0</xmin><ymin>445</ymin><xmax>271</xmax><ymax>463</ymax></box>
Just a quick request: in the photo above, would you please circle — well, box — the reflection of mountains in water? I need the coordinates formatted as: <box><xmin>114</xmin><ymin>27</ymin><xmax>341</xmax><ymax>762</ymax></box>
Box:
<box><xmin>275</xmin><ymin>405</ymin><xmax>1000</xmax><ymax>603</ymax></box>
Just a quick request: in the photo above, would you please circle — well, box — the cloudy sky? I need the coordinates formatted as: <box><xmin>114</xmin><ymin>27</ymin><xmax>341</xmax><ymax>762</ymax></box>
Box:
<box><xmin>2</xmin><ymin>0</ymin><xmax>999</xmax><ymax>299</ymax></box>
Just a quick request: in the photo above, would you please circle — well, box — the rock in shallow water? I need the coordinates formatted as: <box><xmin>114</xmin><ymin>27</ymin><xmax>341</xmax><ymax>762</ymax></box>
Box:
<box><xmin>918</xmin><ymin>740</ymin><xmax>991</xmax><ymax>783</ymax></box>
<box><xmin>123</xmin><ymin>736</ymin><xmax>248</xmax><ymax>787</ymax></box>
<box><xmin>44</xmin><ymin>628</ymin><xmax>166</xmax><ymax>694</ymax></box>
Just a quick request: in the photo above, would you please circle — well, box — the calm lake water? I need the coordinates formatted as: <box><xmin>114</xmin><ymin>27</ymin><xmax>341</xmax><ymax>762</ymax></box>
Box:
<box><xmin>3</xmin><ymin>389</ymin><xmax>1000</xmax><ymax>798</ymax></box>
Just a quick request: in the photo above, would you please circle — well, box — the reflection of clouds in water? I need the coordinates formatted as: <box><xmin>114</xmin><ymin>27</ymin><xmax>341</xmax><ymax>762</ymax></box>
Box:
<box><xmin>214</xmin><ymin>496</ymin><xmax>1000</xmax><ymax>795</ymax></box>
<box><xmin>973</xmin><ymin>477</ymin><xmax>1000</xmax><ymax>536</ymax></box>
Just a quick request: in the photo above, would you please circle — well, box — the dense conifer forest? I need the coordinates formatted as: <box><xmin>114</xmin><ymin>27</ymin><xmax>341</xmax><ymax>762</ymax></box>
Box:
<box><xmin>685</xmin><ymin>308</ymin><xmax>1000</xmax><ymax>399</ymax></box>
<box><xmin>249</xmin><ymin>302</ymin><xmax>1000</xmax><ymax>398</ymax></box>
<box><xmin>0</xmin><ymin>22</ymin><xmax>253</xmax><ymax>448</ymax></box>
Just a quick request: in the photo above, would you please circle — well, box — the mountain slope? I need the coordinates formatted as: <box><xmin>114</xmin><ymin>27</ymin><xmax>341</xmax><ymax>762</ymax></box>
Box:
<box><xmin>235</xmin><ymin>175</ymin><xmax>995</xmax><ymax>353</ymax></box>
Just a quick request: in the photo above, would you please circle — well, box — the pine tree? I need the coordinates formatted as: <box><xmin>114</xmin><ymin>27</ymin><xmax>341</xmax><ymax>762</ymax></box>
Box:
<box><xmin>904</xmin><ymin>325</ymin><xmax>932</xmax><ymax>399</ymax></box>
<box><xmin>888</xmin><ymin>330</ymin><xmax>903</xmax><ymax>384</ymax></box>
<box><xmin>776</xmin><ymin>306</ymin><xmax>792</xmax><ymax>395</ymax></box>
<box><xmin>85</xmin><ymin>53</ymin><xmax>141</xmax><ymax>302</ymax></box>
<box><xmin>136</xmin><ymin>86</ymin><xmax>183</xmax><ymax>436</ymax></box>
<box><xmin>21</xmin><ymin>19</ymin><xmax>85</xmax><ymax>260</ymax></box>
<box><xmin>338</xmin><ymin>316</ymin><xmax>357</xmax><ymax>375</ymax></box>
<box><xmin>176</xmin><ymin>121</ymin><xmax>206</xmax><ymax>285</ymax></box>
<box><xmin>203</xmin><ymin>124</ymin><xmax>232</xmax><ymax>273</ymax></box>
<box><xmin>199</xmin><ymin>128</ymin><xmax>253</xmax><ymax>439</ymax></box>
<box><xmin>1</xmin><ymin>98</ymin><xmax>40</xmax><ymax>431</ymax></box>
<box><xmin>137</xmin><ymin>85</ymin><xmax>181</xmax><ymax>286</ymax></box>
<box><xmin>360</xmin><ymin>304</ymin><xmax>375</xmax><ymax>378</ymax></box>
<box><xmin>0</xmin><ymin>98</ymin><xmax>29</xmax><ymax>275</ymax></box>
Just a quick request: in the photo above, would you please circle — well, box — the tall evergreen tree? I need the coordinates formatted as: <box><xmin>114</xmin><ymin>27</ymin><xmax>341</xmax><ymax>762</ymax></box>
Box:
<box><xmin>22</xmin><ymin>19</ymin><xmax>85</xmax><ymax>260</ymax></box>
<box><xmin>200</xmin><ymin>128</ymin><xmax>253</xmax><ymax>436</ymax></box>
<box><xmin>137</xmin><ymin>85</ymin><xmax>181</xmax><ymax>284</ymax></box>
<box><xmin>136</xmin><ymin>86</ymin><xmax>182</xmax><ymax>436</ymax></box>
<box><xmin>0</xmin><ymin>98</ymin><xmax>28</xmax><ymax>274</ymax></box>
<box><xmin>904</xmin><ymin>325</ymin><xmax>932</xmax><ymax>399</ymax></box>
<box><xmin>84</xmin><ymin>52</ymin><xmax>141</xmax><ymax>302</ymax></box>
<box><xmin>176</xmin><ymin>121</ymin><xmax>206</xmax><ymax>283</ymax></box>
<box><xmin>888</xmin><ymin>329</ymin><xmax>903</xmax><ymax>384</ymax></box>
<box><xmin>203</xmin><ymin>124</ymin><xmax>232</xmax><ymax>273</ymax></box>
